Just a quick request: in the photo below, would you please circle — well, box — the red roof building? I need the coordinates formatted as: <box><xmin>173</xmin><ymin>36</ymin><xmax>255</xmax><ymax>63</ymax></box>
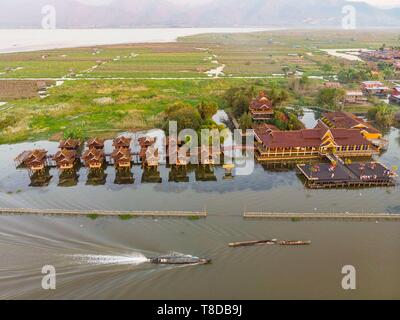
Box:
<box><xmin>255</xmin><ymin>120</ymin><xmax>376</xmax><ymax>161</ymax></box>
<box><xmin>249</xmin><ymin>91</ymin><xmax>274</xmax><ymax>120</ymax></box>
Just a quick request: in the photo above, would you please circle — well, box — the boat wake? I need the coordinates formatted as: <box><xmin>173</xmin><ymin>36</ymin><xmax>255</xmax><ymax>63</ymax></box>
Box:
<box><xmin>69</xmin><ymin>253</ymin><xmax>149</xmax><ymax>266</ymax></box>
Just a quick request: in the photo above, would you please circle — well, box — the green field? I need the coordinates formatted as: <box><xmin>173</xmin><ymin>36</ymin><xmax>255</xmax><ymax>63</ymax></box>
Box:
<box><xmin>1</xmin><ymin>29</ymin><xmax>399</xmax><ymax>144</ymax></box>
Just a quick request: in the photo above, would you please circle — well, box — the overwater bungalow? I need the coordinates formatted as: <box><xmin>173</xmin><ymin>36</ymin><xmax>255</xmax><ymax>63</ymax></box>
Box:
<box><xmin>86</xmin><ymin>138</ymin><xmax>105</xmax><ymax>150</ymax></box>
<box><xmin>255</xmin><ymin>120</ymin><xmax>377</xmax><ymax>161</ymax></box>
<box><xmin>143</xmin><ymin>146</ymin><xmax>159</xmax><ymax>168</ymax></box>
<box><xmin>82</xmin><ymin>148</ymin><xmax>105</xmax><ymax>169</ymax></box>
<box><xmin>138</xmin><ymin>136</ymin><xmax>156</xmax><ymax>148</ymax></box>
<box><xmin>249</xmin><ymin>91</ymin><xmax>274</xmax><ymax>121</ymax></box>
<box><xmin>59</xmin><ymin>138</ymin><xmax>81</xmax><ymax>151</ymax></box>
<box><xmin>53</xmin><ymin>149</ymin><xmax>77</xmax><ymax>171</ymax></box>
<box><xmin>111</xmin><ymin>147</ymin><xmax>132</xmax><ymax>169</ymax></box>
<box><xmin>22</xmin><ymin>149</ymin><xmax>48</xmax><ymax>173</ymax></box>
<box><xmin>113</xmin><ymin>136</ymin><xmax>132</xmax><ymax>149</ymax></box>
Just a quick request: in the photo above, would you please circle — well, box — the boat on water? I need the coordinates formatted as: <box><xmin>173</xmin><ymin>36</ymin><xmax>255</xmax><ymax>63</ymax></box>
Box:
<box><xmin>149</xmin><ymin>255</ymin><xmax>211</xmax><ymax>265</ymax></box>
<box><xmin>229</xmin><ymin>239</ymin><xmax>311</xmax><ymax>247</ymax></box>
<box><xmin>229</xmin><ymin>239</ymin><xmax>278</xmax><ymax>247</ymax></box>
<box><xmin>278</xmin><ymin>240</ymin><xmax>311</xmax><ymax>246</ymax></box>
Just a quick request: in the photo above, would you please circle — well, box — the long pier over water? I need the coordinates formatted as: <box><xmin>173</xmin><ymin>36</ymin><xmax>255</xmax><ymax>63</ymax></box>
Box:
<box><xmin>244</xmin><ymin>212</ymin><xmax>400</xmax><ymax>221</ymax></box>
<box><xmin>0</xmin><ymin>207</ymin><xmax>207</xmax><ymax>218</ymax></box>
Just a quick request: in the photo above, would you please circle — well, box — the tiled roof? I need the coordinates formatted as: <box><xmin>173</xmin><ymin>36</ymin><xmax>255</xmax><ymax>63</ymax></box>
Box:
<box><xmin>323</xmin><ymin>111</ymin><xmax>380</xmax><ymax>134</ymax></box>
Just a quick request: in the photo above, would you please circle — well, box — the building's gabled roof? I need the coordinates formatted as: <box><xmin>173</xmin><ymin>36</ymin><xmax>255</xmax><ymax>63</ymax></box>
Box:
<box><xmin>86</xmin><ymin>138</ymin><xmax>105</xmax><ymax>149</ymax></box>
<box><xmin>322</xmin><ymin>111</ymin><xmax>381</xmax><ymax>134</ymax></box>
<box><xmin>59</xmin><ymin>138</ymin><xmax>80</xmax><ymax>150</ymax></box>
<box><xmin>111</xmin><ymin>147</ymin><xmax>131</xmax><ymax>161</ymax></box>
<box><xmin>25</xmin><ymin>149</ymin><xmax>48</xmax><ymax>164</ymax></box>
<box><xmin>249</xmin><ymin>91</ymin><xmax>273</xmax><ymax>112</ymax></box>
<box><xmin>138</xmin><ymin>136</ymin><xmax>157</xmax><ymax>147</ymax></box>
<box><xmin>82</xmin><ymin>148</ymin><xmax>104</xmax><ymax>161</ymax></box>
<box><xmin>53</xmin><ymin>149</ymin><xmax>77</xmax><ymax>162</ymax></box>
<box><xmin>113</xmin><ymin>136</ymin><xmax>131</xmax><ymax>148</ymax></box>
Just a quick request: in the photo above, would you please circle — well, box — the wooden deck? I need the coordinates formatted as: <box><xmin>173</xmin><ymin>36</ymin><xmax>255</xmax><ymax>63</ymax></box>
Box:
<box><xmin>244</xmin><ymin>211</ymin><xmax>400</xmax><ymax>221</ymax></box>
<box><xmin>0</xmin><ymin>207</ymin><xmax>207</xmax><ymax>218</ymax></box>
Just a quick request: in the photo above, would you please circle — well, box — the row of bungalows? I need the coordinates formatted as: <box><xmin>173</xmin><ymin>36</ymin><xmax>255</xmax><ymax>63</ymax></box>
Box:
<box><xmin>111</xmin><ymin>136</ymin><xmax>132</xmax><ymax>169</ymax></box>
<box><xmin>138</xmin><ymin>136</ymin><xmax>159</xmax><ymax>168</ymax></box>
<box><xmin>254</xmin><ymin>120</ymin><xmax>378</xmax><ymax>162</ymax></box>
<box><xmin>82</xmin><ymin>138</ymin><xmax>105</xmax><ymax>170</ymax></box>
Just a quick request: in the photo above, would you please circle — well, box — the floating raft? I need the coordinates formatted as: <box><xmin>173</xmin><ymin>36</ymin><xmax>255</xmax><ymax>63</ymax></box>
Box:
<box><xmin>0</xmin><ymin>207</ymin><xmax>207</xmax><ymax>218</ymax></box>
<box><xmin>244</xmin><ymin>212</ymin><xmax>400</xmax><ymax>221</ymax></box>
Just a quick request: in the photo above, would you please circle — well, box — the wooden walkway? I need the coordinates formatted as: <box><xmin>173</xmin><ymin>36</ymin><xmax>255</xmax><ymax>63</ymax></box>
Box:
<box><xmin>0</xmin><ymin>207</ymin><xmax>207</xmax><ymax>218</ymax></box>
<box><xmin>244</xmin><ymin>212</ymin><xmax>400</xmax><ymax>221</ymax></box>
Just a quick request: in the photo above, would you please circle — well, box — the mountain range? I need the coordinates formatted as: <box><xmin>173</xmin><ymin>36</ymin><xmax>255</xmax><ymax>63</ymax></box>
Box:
<box><xmin>1</xmin><ymin>0</ymin><xmax>399</xmax><ymax>28</ymax></box>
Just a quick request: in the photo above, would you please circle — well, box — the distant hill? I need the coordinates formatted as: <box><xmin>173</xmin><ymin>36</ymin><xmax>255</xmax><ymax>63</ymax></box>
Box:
<box><xmin>0</xmin><ymin>0</ymin><xmax>399</xmax><ymax>28</ymax></box>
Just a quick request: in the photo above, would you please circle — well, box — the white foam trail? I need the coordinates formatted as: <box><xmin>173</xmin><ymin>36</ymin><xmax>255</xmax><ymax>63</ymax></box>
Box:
<box><xmin>69</xmin><ymin>253</ymin><xmax>149</xmax><ymax>266</ymax></box>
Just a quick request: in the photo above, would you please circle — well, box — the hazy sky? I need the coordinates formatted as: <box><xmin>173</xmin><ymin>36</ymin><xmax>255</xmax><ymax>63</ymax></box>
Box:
<box><xmin>77</xmin><ymin>0</ymin><xmax>400</xmax><ymax>7</ymax></box>
<box><xmin>167</xmin><ymin>0</ymin><xmax>400</xmax><ymax>8</ymax></box>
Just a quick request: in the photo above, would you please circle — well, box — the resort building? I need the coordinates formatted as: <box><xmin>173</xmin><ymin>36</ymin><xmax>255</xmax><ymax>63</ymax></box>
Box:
<box><xmin>143</xmin><ymin>146</ymin><xmax>159</xmax><ymax>168</ymax></box>
<box><xmin>321</xmin><ymin>111</ymin><xmax>382</xmax><ymax>140</ymax></box>
<box><xmin>361</xmin><ymin>81</ymin><xmax>389</xmax><ymax>97</ymax></box>
<box><xmin>254</xmin><ymin>121</ymin><xmax>376</xmax><ymax>161</ymax></box>
<box><xmin>82</xmin><ymin>148</ymin><xmax>104</xmax><ymax>169</ymax></box>
<box><xmin>53</xmin><ymin>149</ymin><xmax>77</xmax><ymax>171</ymax></box>
<box><xmin>13</xmin><ymin>149</ymin><xmax>49</xmax><ymax>173</ymax></box>
<box><xmin>249</xmin><ymin>91</ymin><xmax>274</xmax><ymax>120</ymax></box>
<box><xmin>111</xmin><ymin>147</ymin><xmax>132</xmax><ymax>169</ymax></box>
<box><xmin>344</xmin><ymin>90</ymin><xmax>367</xmax><ymax>105</ymax></box>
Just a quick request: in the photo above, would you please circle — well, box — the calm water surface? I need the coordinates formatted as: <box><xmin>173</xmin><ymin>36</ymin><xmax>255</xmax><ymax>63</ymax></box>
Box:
<box><xmin>0</xmin><ymin>112</ymin><xmax>399</xmax><ymax>299</ymax></box>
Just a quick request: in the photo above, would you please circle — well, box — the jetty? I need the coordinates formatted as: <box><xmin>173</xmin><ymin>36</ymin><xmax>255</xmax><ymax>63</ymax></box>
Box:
<box><xmin>0</xmin><ymin>207</ymin><xmax>208</xmax><ymax>218</ymax></box>
<box><xmin>244</xmin><ymin>212</ymin><xmax>400</xmax><ymax>221</ymax></box>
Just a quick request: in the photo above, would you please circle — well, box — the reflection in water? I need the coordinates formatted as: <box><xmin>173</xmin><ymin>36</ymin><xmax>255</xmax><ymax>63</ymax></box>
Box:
<box><xmin>29</xmin><ymin>168</ymin><xmax>52</xmax><ymax>187</ymax></box>
<box><xmin>58</xmin><ymin>171</ymin><xmax>79</xmax><ymax>187</ymax></box>
<box><xmin>141</xmin><ymin>167</ymin><xmax>162</xmax><ymax>183</ymax></box>
<box><xmin>169</xmin><ymin>166</ymin><xmax>189</xmax><ymax>183</ymax></box>
<box><xmin>195</xmin><ymin>166</ymin><xmax>217</xmax><ymax>182</ymax></box>
<box><xmin>86</xmin><ymin>169</ymin><xmax>107</xmax><ymax>186</ymax></box>
<box><xmin>114</xmin><ymin>169</ymin><xmax>134</xmax><ymax>185</ymax></box>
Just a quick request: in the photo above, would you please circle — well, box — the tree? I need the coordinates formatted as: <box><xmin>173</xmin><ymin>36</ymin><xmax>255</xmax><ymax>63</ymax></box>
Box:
<box><xmin>197</xmin><ymin>101</ymin><xmax>218</xmax><ymax>121</ymax></box>
<box><xmin>163</xmin><ymin>102</ymin><xmax>202</xmax><ymax>132</ymax></box>
<box><xmin>322</xmin><ymin>64</ymin><xmax>333</xmax><ymax>75</ymax></box>
<box><xmin>239</xmin><ymin>112</ymin><xmax>253</xmax><ymax>130</ymax></box>
<box><xmin>368</xmin><ymin>104</ymin><xmax>396</xmax><ymax>126</ymax></box>
<box><xmin>224</xmin><ymin>86</ymin><xmax>255</xmax><ymax>118</ymax></box>
<box><xmin>268</xmin><ymin>87</ymin><xmax>289</xmax><ymax>107</ymax></box>
<box><xmin>317</xmin><ymin>88</ymin><xmax>346</xmax><ymax>110</ymax></box>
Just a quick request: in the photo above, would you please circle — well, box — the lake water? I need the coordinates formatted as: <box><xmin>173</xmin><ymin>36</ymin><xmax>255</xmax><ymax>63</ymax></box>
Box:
<box><xmin>0</xmin><ymin>28</ymin><xmax>273</xmax><ymax>54</ymax></box>
<box><xmin>0</xmin><ymin>109</ymin><xmax>400</xmax><ymax>299</ymax></box>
